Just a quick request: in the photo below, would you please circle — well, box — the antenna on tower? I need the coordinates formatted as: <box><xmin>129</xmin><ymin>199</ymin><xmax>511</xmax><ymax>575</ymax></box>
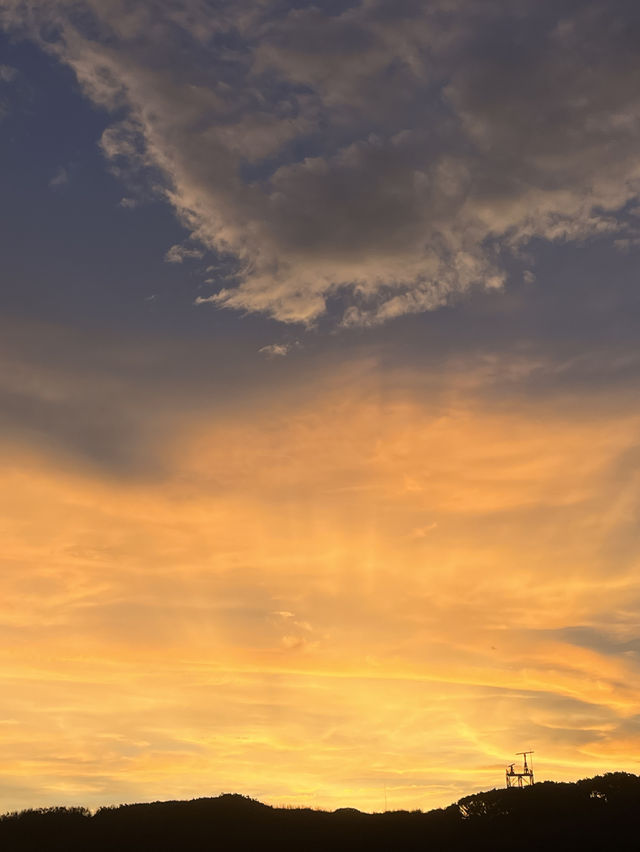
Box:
<box><xmin>506</xmin><ymin>751</ymin><xmax>535</xmax><ymax>787</ymax></box>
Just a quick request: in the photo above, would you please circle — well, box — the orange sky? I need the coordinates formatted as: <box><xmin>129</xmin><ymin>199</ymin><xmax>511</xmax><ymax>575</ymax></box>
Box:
<box><xmin>2</xmin><ymin>351</ymin><xmax>639</xmax><ymax>813</ymax></box>
<box><xmin>3</xmin><ymin>1</ymin><xmax>640</xmax><ymax>814</ymax></box>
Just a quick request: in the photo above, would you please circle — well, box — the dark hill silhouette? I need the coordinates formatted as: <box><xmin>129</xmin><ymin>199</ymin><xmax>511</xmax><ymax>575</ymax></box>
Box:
<box><xmin>2</xmin><ymin>772</ymin><xmax>640</xmax><ymax>851</ymax></box>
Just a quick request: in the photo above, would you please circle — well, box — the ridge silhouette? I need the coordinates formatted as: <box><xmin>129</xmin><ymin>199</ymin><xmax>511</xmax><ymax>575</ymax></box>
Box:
<box><xmin>1</xmin><ymin>773</ymin><xmax>639</xmax><ymax>851</ymax></box>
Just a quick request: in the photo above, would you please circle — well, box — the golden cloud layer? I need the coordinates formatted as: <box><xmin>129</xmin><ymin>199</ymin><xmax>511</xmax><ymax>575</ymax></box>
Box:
<box><xmin>1</xmin><ymin>360</ymin><xmax>640</xmax><ymax>812</ymax></box>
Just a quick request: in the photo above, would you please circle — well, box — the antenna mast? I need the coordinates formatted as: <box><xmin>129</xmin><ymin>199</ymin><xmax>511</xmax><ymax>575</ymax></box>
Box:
<box><xmin>506</xmin><ymin>751</ymin><xmax>535</xmax><ymax>787</ymax></box>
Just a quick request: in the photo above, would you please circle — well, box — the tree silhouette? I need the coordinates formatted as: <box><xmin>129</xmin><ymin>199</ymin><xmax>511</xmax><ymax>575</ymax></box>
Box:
<box><xmin>1</xmin><ymin>773</ymin><xmax>639</xmax><ymax>851</ymax></box>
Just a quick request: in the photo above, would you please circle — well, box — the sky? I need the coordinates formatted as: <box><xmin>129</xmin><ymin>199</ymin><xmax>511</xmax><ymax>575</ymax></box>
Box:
<box><xmin>1</xmin><ymin>0</ymin><xmax>640</xmax><ymax>815</ymax></box>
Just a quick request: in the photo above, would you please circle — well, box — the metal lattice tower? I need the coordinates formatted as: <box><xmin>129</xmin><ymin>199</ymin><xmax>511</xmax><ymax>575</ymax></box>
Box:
<box><xmin>506</xmin><ymin>751</ymin><xmax>534</xmax><ymax>788</ymax></box>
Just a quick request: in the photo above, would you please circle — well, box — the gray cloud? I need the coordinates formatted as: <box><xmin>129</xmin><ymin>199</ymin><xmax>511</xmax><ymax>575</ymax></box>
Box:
<box><xmin>49</xmin><ymin>165</ymin><xmax>69</xmax><ymax>188</ymax></box>
<box><xmin>3</xmin><ymin>0</ymin><xmax>640</xmax><ymax>324</ymax></box>
<box><xmin>0</xmin><ymin>315</ymin><xmax>324</xmax><ymax>475</ymax></box>
<box><xmin>258</xmin><ymin>342</ymin><xmax>293</xmax><ymax>358</ymax></box>
<box><xmin>0</xmin><ymin>63</ymin><xmax>17</xmax><ymax>82</ymax></box>
<box><xmin>552</xmin><ymin>626</ymin><xmax>640</xmax><ymax>658</ymax></box>
<box><xmin>164</xmin><ymin>243</ymin><xmax>205</xmax><ymax>263</ymax></box>
<box><xmin>0</xmin><ymin>61</ymin><xmax>17</xmax><ymax>118</ymax></box>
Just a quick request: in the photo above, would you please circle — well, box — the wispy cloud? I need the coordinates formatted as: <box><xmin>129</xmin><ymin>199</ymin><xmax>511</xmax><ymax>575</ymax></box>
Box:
<box><xmin>119</xmin><ymin>196</ymin><xmax>139</xmax><ymax>209</ymax></box>
<box><xmin>1</xmin><ymin>332</ymin><xmax>640</xmax><ymax>809</ymax></box>
<box><xmin>49</xmin><ymin>166</ymin><xmax>69</xmax><ymax>189</ymax></box>
<box><xmin>164</xmin><ymin>244</ymin><xmax>204</xmax><ymax>264</ymax></box>
<box><xmin>258</xmin><ymin>342</ymin><xmax>294</xmax><ymax>358</ymax></box>
<box><xmin>0</xmin><ymin>63</ymin><xmax>17</xmax><ymax>83</ymax></box>
<box><xmin>0</xmin><ymin>62</ymin><xmax>17</xmax><ymax>119</ymax></box>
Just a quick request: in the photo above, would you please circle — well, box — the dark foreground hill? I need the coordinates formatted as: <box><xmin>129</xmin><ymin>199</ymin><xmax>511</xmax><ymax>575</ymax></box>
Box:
<box><xmin>2</xmin><ymin>772</ymin><xmax>640</xmax><ymax>851</ymax></box>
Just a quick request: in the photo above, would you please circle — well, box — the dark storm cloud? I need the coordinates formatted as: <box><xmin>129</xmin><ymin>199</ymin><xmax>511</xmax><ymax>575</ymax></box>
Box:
<box><xmin>3</xmin><ymin>0</ymin><xmax>640</xmax><ymax>324</ymax></box>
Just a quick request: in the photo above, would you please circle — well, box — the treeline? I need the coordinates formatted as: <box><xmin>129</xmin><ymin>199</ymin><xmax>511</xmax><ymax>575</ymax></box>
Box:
<box><xmin>1</xmin><ymin>772</ymin><xmax>640</xmax><ymax>851</ymax></box>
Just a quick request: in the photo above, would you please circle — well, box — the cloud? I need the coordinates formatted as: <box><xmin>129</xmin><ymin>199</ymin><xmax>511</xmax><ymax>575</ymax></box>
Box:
<box><xmin>2</xmin><ymin>347</ymin><xmax>640</xmax><ymax>811</ymax></box>
<box><xmin>0</xmin><ymin>316</ymin><xmax>275</xmax><ymax>476</ymax></box>
<box><xmin>0</xmin><ymin>62</ymin><xmax>17</xmax><ymax>119</ymax></box>
<box><xmin>3</xmin><ymin>1</ymin><xmax>640</xmax><ymax>813</ymax></box>
<box><xmin>0</xmin><ymin>63</ymin><xmax>17</xmax><ymax>83</ymax></box>
<box><xmin>3</xmin><ymin>1</ymin><xmax>640</xmax><ymax>324</ymax></box>
<box><xmin>258</xmin><ymin>342</ymin><xmax>293</xmax><ymax>358</ymax></box>
<box><xmin>119</xmin><ymin>196</ymin><xmax>138</xmax><ymax>209</ymax></box>
<box><xmin>49</xmin><ymin>166</ymin><xmax>69</xmax><ymax>188</ymax></box>
<box><xmin>164</xmin><ymin>243</ymin><xmax>205</xmax><ymax>264</ymax></box>
<box><xmin>1</xmin><ymin>307</ymin><xmax>640</xmax><ymax>811</ymax></box>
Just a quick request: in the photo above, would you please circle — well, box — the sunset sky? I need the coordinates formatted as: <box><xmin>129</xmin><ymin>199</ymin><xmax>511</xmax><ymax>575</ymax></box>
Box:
<box><xmin>2</xmin><ymin>0</ymin><xmax>640</xmax><ymax>814</ymax></box>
